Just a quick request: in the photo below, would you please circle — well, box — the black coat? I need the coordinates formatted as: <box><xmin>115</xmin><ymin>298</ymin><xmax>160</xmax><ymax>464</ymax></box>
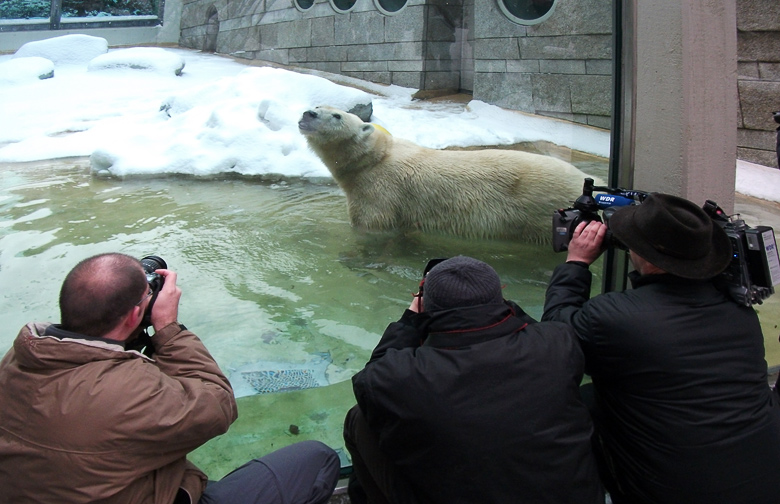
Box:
<box><xmin>352</xmin><ymin>301</ymin><xmax>603</xmax><ymax>504</ymax></box>
<box><xmin>543</xmin><ymin>263</ymin><xmax>780</xmax><ymax>504</ymax></box>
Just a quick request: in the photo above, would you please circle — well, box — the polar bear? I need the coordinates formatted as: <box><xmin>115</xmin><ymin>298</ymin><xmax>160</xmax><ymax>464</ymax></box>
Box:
<box><xmin>298</xmin><ymin>105</ymin><xmax>595</xmax><ymax>242</ymax></box>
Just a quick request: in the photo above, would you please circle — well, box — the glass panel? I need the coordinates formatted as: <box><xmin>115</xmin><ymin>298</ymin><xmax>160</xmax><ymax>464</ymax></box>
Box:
<box><xmin>0</xmin><ymin>0</ymin><xmax>618</xmax><ymax>481</ymax></box>
<box><xmin>4</xmin><ymin>0</ymin><xmax>780</xmax><ymax>493</ymax></box>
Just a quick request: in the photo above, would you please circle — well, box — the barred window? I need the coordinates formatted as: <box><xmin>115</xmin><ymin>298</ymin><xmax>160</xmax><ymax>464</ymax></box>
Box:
<box><xmin>498</xmin><ymin>0</ymin><xmax>556</xmax><ymax>25</ymax></box>
<box><xmin>375</xmin><ymin>0</ymin><xmax>407</xmax><ymax>15</ymax></box>
<box><xmin>330</xmin><ymin>0</ymin><xmax>356</xmax><ymax>13</ymax></box>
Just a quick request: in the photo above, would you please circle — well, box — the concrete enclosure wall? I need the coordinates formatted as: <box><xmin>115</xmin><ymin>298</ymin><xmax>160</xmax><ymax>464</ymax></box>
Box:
<box><xmin>179</xmin><ymin>0</ymin><xmax>614</xmax><ymax>129</ymax></box>
<box><xmin>472</xmin><ymin>0</ymin><xmax>612</xmax><ymax>129</ymax></box>
<box><xmin>737</xmin><ymin>0</ymin><xmax>780</xmax><ymax>168</ymax></box>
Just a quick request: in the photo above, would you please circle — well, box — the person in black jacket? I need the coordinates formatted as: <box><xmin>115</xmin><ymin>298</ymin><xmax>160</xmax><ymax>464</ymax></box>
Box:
<box><xmin>543</xmin><ymin>193</ymin><xmax>780</xmax><ymax>504</ymax></box>
<box><xmin>344</xmin><ymin>256</ymin><xmax>604</xmax><ymax>504</ymax></box>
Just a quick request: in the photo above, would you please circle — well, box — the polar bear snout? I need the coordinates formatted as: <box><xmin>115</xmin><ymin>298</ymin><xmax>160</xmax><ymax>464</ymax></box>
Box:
<box><xmin>298</xmin><ymin>109</ymin><xmax>318</xmax><ymax>133</ymax></box>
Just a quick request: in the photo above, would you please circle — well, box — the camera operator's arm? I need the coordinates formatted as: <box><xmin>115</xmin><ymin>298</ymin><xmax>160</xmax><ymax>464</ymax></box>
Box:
<box><xmin>566</xmin><ymin>220</ymin><xmax>607</xmax><ymax>265</ymax></box>
<box><xmin>365</xmin><ymin>304</ymin><xmax>427</xmax><ymax>366</ymax></box>
<box><xmin>542</xmin><ymin>227</ymin><xmax>600</xmax><ymax>348</ymax></box>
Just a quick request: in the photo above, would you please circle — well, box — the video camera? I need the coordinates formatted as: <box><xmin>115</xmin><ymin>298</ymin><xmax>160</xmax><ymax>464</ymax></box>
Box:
<box><xmin>552</xmin><ymin>178</ymin><xmax>780</xmax><ymax>307</ymax></box>
<box><xmin>552</xmin><ymin>178</ymin><xmax>648</xmax><ymax>253</ymax></box>
<box><xmin>702</xmin><ymin>202</ymin><xmax>780</xmax><ymax>306</ymax></box>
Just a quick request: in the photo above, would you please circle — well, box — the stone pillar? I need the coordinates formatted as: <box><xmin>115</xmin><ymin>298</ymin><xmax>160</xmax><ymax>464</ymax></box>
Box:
<box><xmin>628</xmin><ymin>0</ymin><xmax>738</xmax><ymax>211</ymax></box>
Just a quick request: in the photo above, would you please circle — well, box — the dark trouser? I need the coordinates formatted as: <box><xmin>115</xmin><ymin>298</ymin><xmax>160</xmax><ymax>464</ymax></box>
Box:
<box><xmin>579</xmin><ymin>383</ymin><xmax>630</xmax><ymax>504</ymax></box>
<box><xmin>198</xmin><ymin>440</ymin><xmax>340</xmax><ymax>504</ymax></box>
<box><xmin>342</xmin><ymin>405</ymin><xmax>418</xmax><ymax>504</ymax></box>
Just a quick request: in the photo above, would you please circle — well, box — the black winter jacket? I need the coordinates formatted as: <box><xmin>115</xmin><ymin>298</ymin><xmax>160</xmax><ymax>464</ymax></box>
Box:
<box><xmin>543</xmin><ymin>263</ymin><xmax>780</xmax><ymax>504</ymax></box>
<box><xmin>352</xmin><ymin>301</ymin><xmax>603</xmax><ymax>504</ymax></box>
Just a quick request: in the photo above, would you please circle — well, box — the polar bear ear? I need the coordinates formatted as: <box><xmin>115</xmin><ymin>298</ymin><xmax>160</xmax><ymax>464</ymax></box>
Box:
<box><xmin>359</xmin><ymin>123</ymin><xmax>375</xmax><ymax>139</ymax></box>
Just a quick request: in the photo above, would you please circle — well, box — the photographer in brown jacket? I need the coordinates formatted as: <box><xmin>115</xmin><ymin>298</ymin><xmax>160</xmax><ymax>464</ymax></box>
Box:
<box><xmin>0</xmin><ymin>253</ymin><xmax>339</xmax><ymax>504</ymax></box>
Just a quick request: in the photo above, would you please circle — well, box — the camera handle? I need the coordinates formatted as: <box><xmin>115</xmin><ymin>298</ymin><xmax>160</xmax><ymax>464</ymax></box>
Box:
<box><xmin>572</xmin><ymin>178</ymin><xmax>600</xmax><ymax>213</ymax></box>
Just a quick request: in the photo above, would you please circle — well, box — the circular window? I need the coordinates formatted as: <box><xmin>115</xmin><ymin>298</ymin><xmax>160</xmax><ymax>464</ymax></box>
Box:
<box><xmin>330</xmin><ymin>0</ymin><xmax>357</xmax><ymax>13</ymax></box>
<box><xmin>374</xmin><ymin>0</ymin><xmax>407</xmax><ymax>15</ymax></box>
<box><xmin>498</xmin><ymin>0</ymin><xmax>556</xmax><ymax>25</ymax></box>
<box><xmin>295</xmin><ymin>0</ymin><xmax>315</xmax><ymax>11</ymax></box>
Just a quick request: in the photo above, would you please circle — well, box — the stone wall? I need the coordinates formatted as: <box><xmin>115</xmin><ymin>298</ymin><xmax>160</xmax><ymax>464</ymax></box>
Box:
<box><xmin>179</xmin><ymin>0</ymin><xmax>464</xmax><ymax>90</ymax></box>
<box><xmin>472</xmin><ymin>0</ymin><xmax>613</xmax><ymax>129</ymax></box>
<box><xmin>179</xmin><ymin>0</ymin><xmax>614</xmax><ymax>129</ymax></box>
<box><xmin>737</xmin><ymin>0</ymin><xmax>780</xmax><ymax>168</ymax></box>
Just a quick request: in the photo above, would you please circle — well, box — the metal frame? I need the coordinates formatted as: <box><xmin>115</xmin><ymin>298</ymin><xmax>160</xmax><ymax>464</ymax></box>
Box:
<box><xmin>602</xmin><ymin>0</ymin><xmax>636</xmax><ymax>293</ymax></box>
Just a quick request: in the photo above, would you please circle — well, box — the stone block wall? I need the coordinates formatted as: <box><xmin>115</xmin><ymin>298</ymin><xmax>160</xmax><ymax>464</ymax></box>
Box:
<box><xmin>472</xmin><ymin>0</ymin><xmax>613</xmax><ymax>129</ymax></box>
<box><xmin>737</xmin><ymin>0</ymin><xmax>780</xmax><ymax>168</ymax></box>
<box><xmin>180</xmin><ymin>0</ymin><xmax>464</xmax><ymax>90</ymax></box>
<box><xmin>179</xmin><ymin>0</ymin><xmax>614</xmax><ymax>129</ymax></box>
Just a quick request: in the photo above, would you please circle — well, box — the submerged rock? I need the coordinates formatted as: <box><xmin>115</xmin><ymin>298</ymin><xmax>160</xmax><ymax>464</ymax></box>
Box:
<box><xmin>230</xmin><ymin>352</ymin><xmax>332</xmax><ymax>397</ymax></box>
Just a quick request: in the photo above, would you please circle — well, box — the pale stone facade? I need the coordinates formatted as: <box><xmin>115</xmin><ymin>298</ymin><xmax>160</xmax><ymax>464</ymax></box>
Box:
<box><xmin>178</xmin><ymin>0</ymin><xmax>614</xmax><ymax>129</ymax></box>
<box><xmin>737</xmin><ymin>0</ymin><xmax>780</xmax><ymax>167</ymax></box>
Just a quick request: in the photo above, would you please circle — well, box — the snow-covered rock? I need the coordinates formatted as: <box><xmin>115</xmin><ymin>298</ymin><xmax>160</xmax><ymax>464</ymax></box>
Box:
<box><xmin>14</xmin><ymin>34</ymin><xmax>108</xmax><ymax>65</ymax></box>
<box><xmin>88</xmin><ymin>47</ymin><xmax>186</xmax><ymax>76</ymax></box>
<box><xmin>0</xmin><ymin>57</ymin><xmax>55</xmax><ymax>85</ymax></box>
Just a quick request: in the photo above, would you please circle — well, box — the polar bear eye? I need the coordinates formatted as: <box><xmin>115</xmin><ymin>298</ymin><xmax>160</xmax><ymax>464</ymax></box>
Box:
<box><xmin>333</xmin><ymin>114</ymin><xmax>342</xmax><ymax>120</ymax></box>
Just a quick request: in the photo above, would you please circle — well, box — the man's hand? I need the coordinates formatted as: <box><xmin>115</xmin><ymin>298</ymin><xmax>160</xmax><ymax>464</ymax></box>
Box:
<box><xmin>566</xmin><ymin>220</ymin><xmax>607</xmax><ymax>265</ymax></box>
<box><xmin>409</xmin><ymin>293</ymin><xmax>422</xmax><ymax>313</ymax></box>
<box><xmin>150</xmin><ymin>269</ymin><xmax>181</xmax><ymax>331</ymax></box>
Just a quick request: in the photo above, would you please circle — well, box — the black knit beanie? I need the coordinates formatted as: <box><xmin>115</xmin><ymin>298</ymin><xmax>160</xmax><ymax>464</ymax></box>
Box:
<box><xmin>422</xmin><ymin>256</ymin><xmax>504</xmax><ymax>312</ymax></box>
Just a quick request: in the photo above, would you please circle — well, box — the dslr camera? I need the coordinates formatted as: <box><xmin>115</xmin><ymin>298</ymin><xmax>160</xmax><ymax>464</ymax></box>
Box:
<box><xmin>552</xmin><ymin>178</ymin><xmax>780</xmax><ymax>307</ymax></box>
<box><xmin>128</xmin><ymin>255</ymin><xmax>167</xmax><ymax>357</ymax></box>
<box><xmin>141</xmin><ymin>255</ymin><xmax>166</xmax><ymax>292</ymax></box>
<box><xmin>140</xmin><ymin>255</ymin><xmax>167</xmax><ymax>327</ymax></box>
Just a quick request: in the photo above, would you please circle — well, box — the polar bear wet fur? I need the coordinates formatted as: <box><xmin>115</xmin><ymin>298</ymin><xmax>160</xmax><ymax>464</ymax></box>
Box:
<box><xmin>299</xmin><ymin>105</ymin><xmax>594</xmax><ymax>242</ymax></box>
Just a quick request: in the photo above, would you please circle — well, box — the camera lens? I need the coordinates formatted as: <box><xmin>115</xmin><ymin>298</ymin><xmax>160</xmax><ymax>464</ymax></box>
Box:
<box><xmin>140</xmin><ymin>255</ymin><xmax>167</xmax><ymax>274</ymax></box>
<box><xmin>140</xmin><ymin>255</ymin><xmax>167</xmax><ymax>294</ymax></box>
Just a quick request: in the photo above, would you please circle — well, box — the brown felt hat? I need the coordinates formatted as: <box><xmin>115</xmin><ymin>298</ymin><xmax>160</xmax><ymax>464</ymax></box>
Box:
<box><xmin>608</xmin><ymin>193</ymin><xmax>732</xmax><ymax>279</ymax></box>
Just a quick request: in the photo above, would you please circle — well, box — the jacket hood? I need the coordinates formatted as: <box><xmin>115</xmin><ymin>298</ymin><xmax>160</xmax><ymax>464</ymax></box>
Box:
<box><xmin>13</xmin><ymin>322</ymin><xmax>151</xmax><ymax>371</ymax></box>
<box><xmin>422</xmin><ymin>302</ymin><xmax>528</xmax><ymax>348</ymax></box>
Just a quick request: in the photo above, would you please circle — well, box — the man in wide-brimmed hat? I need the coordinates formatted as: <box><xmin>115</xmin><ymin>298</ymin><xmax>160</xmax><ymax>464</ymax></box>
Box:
<box><xmin>543</xmin><ymin>193</ymin><xmax>780</xmax><ymax>504</ymax></box>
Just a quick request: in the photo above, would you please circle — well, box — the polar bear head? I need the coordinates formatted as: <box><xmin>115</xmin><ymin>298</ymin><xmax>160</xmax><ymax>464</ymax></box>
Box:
<box><xmin>298</xmin><ymin>106</ymin><xmax>389</xmax><ymax>177</ymax></box>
